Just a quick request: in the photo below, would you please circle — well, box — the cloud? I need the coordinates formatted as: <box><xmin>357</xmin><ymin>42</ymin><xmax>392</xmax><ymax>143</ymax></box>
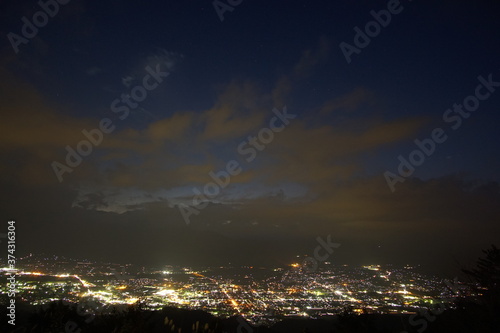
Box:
<box><xmin>201</xmin><ymin>81</ymin><xmax>268</xmax><ymax>140</ymax></box>
<box><xmin>147</xmin><ymin>112</ymin><xmax>193</xmax><ymax>141</ymax></box>
<box><xmin>1</xmin><ymin>42</ymin><xmax>498</xmax><ymax>271</ymax></box>
<box><xmin>0</xmin><ymin>39</ymin><xmax>425</xmax><ymax>212</ymax></box>
<box><xmin>318</xmin><ymin>87</ymin><xmax>375</xmax><ymax>116</ymax></box>
<box><xmin>273</xmin><ymin>38</ymin><xmax>330</xmax><ymax>106</ymax></box>
<box><xmin>0</xmin><ymin>67</ymin><xmax>99</xmax><ymax>185</ymax></box>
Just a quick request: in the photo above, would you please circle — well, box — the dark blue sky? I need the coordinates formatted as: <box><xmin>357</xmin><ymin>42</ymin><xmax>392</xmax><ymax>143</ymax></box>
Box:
<box><xmin>1</xmin><ymin>0</ymin><xmax>499</xmax><ymax>273</ymax></box>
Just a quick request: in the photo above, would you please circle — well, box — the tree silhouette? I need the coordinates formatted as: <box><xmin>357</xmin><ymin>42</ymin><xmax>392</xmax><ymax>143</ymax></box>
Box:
<box><xmin>462</xmin><ymin>244</ymin><xmax>500</xmax><ymax>308</ymax></box>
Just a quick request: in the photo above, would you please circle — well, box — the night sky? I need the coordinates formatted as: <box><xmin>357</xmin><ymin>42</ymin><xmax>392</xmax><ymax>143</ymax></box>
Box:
<box><xmin>1</xmin><ymin>0</ymin><xmax>500</xmax><ymax>275</ymax></box>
